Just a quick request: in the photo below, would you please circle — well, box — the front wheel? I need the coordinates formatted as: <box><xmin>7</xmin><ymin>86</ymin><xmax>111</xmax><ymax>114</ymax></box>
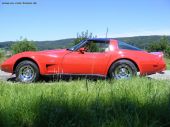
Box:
<box><xmin>109</xmin><ymin>60</ymin><xmax>137</xmax><ymax>79</ymax></box>
<box><xmin>15</xmin><ymin>60</ymin><xmax>40</xmax><ymax>83</ymax></box>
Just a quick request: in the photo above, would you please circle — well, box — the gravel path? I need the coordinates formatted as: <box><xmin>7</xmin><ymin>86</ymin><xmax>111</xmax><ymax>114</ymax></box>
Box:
<box><xmin>0</xmin><ymin>70</ymin><xmax>15</xmax><ymax>81</ymax></box>
<box><xmin>0</xmin><ymin>70</ymin><xmax>170</xmax><ymax>81</ymax></box>
<box><xmin>147</xmin><ymin>70</ymin><xmax>170</xmax><ymax>80</ymax></box>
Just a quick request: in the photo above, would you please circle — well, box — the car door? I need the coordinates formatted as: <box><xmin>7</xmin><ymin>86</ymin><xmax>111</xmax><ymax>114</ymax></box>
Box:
<box><xmin>61</xmin><ymin>40</ymin><xmax>111</xmax><ymax>76</ymax></box>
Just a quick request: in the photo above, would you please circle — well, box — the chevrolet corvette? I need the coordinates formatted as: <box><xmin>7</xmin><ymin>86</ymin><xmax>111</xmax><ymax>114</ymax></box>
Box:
<box><xmin>1</xmin><ymin>38</ymin><xmax>166</xmax><ymax>82</ymax></box>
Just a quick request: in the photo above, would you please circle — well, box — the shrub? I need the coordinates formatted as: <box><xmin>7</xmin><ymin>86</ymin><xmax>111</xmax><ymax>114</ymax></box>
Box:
<box><xmin>11</xmin><ymin>38</ymin><xmax>37</xmax><ymax>54</ymax></box>
<box><xmin>148</xmin><ymin>36</ymin><xmax>170</xmax><ymax>57</ymax></box>
<box><xmin>165</xmin><ymin>46</ymin><xmax>170</xmax><ymax>57</ymax></box>
<box><xmin>0</xmin><ymin>48</ymin><xmax>5</xmax><ymax>58</ymax></box>
<box><xmin>71</xmin><ymin>30</ymin><xmax>99</xmax><ymax>52</ymax></box>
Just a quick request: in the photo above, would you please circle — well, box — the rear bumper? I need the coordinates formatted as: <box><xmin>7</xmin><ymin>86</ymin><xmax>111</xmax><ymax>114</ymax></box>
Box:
<box><xmin>140</xmin><ymin>59</ymin><xmax>166</xmax><ymax>75</ymax></box>
<box><xmin>157</xmin><ymin>59</ymin><xmax>166</xmax><ymax>72</ymax></box>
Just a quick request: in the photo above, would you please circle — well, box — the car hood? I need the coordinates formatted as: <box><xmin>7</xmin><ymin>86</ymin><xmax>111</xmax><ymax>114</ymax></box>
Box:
<box><xmin>37</xmin><ymin>49</ymin><xmax>68</xmax><ymax>54</ymax></box>
<box><xmin>10</xmin><ymin>49</ymin><xmax>70</xmax><ymax>58</ymax></box>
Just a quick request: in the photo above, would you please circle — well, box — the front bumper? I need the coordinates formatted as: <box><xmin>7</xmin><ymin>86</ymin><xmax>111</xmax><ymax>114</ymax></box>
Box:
<box><xmin>1</xmin><ymin>61</ymin><xmax>13</xmax><ymax>73</ymax></box>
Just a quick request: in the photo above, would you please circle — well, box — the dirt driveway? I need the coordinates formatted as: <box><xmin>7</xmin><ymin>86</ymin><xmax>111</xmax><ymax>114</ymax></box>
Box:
<box><xmin>147</xmin><ymin>70</ymin><xmax>170</xmax><ymax>80</ymax></box>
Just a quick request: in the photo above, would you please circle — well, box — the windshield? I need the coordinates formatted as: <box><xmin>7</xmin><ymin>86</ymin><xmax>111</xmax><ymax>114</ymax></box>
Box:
<box><xmin>68</xmin><ymin>40</ymin><xmax>86</xmax><ymax>51</ymax></box>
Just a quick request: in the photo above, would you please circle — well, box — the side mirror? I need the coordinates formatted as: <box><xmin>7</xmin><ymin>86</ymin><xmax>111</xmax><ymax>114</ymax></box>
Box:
<box><xmin>79</xmin><ymin>47</ymin><xmax>85</xmax><ymax>54</ymax></box>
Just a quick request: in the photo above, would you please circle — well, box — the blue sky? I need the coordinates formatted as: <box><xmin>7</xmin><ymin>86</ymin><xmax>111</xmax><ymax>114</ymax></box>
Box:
<box><xmin>0</xmin><ymin>0</ymin><xmax>170</xmax><ymax>42</ymax></box>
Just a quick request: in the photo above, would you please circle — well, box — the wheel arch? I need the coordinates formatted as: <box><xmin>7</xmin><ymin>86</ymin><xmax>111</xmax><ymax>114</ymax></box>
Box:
<box><xmin>13</xmin><ymin>57</ymin><xmax>40</xmax><ymax>74</ymax></box>
<box><xmin>107</xmin><ymin>58</ymin><xmax>140</xmax><ymax>77</ymax></box>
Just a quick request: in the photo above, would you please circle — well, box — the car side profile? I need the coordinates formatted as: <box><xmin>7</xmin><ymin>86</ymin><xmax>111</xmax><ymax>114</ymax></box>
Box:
<box><xmin>1</xmin><ymin>38</ymin><xmax>166</xmax><ymax>82</ymax></box>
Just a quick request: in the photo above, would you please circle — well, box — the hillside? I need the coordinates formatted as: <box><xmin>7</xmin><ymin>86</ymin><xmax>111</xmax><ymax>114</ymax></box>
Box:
<box><xmin>116</xmin><ymin>35</ymin><xmax>170</xmax><ymax>49</ymax></box>
<box><xmin>0</xmin><ymin>35</ymin><xmax>170</xmax><ymax>50</ymax></box>
<box><xmin>0</xmin><ymin>38</ymin><xmax>75</xmax><ymax>50</ymax></box>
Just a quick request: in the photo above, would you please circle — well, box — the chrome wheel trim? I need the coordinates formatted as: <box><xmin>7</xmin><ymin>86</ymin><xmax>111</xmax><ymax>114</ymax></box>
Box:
<box><xmin>18</xmin><ymin>65</ymin><xmax>35</xmax><ymax>82</ymax></box>
<box><xmin>113</xmin><ymin>64</ymin><xmax>133</xmax><ymax>79</ymax></box>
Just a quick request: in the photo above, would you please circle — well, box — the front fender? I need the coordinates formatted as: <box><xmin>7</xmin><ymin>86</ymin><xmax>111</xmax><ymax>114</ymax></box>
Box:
<box><xmin>1</xmin><ymin>51</ymin><xmax>61</xmax><ymax>74</ymax></box>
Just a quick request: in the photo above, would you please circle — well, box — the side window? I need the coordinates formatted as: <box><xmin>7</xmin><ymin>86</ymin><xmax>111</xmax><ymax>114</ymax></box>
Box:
<box><xmin>84</xmin><ymin>41</ymin><xmax>109</xmax><ymax>52</ymax></box>
<box><xmin>118</xmin><ymin>41</ymin><xmax>142</xmax><ymax>51</ymax></box>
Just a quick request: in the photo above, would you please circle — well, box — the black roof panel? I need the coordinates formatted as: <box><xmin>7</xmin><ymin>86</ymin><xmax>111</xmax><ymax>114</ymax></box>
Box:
<box><xmin>87</xmin><ymin>38</ymin><xmax>112</xmax><ymax>41</ymax></box>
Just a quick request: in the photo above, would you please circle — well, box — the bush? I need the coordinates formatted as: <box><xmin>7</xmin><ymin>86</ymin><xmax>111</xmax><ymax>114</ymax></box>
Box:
<box><xmin>0</xmin><ymin>49</ymin><xmax>5</xmax><ymax>58</ymax></box>
<box><xmin>71</xmin><ymin>30</ymin><xmax>99</xmax><ymax>52</ymax></box>
<box><xmin>72</xmin><ymin>30</ymin><xmax>94</xmax><ymax>45</ymax></box>
<box><xmin>11</xmin><ymin>38</ymin><xmax>37</xmax><ymax>54</ymax></box>
<box><xmin>148</xmin><ymin>36</ymin><xmax>170</xmax><ymax>57</ymax></box>
<box><xmin>165</xmin><ymin>46</ymin><xmax>170</xmax><ymax>57</ymax></box>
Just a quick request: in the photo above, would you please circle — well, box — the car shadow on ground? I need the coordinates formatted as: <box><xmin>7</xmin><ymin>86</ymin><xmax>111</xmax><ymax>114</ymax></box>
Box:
<box><xmin>5</xmin><ymin>74</ymin><xmax>160</xmax><ymax>83</ymax></box>
<box><xmin>6</xmin><ymin>75</ymin><xmax>106</xmax><ymax>83</ymax></box>
<box><xmin>7</xmin><ymin>77</ymin><xmax>16</xmax><ymax>82</ymax></box>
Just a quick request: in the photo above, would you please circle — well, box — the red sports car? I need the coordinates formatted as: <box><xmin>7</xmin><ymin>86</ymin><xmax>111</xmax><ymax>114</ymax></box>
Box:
<box><xmin>1</xmin><ymin>38</ymin><xmax>166</xmax><ymax>82</ymax></box>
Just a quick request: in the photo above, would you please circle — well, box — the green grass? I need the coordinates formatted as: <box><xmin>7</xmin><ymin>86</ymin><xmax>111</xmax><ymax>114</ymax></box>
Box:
<box><xmin>0</xmin><ymin>78</ymin><xmax>170</xmax><ymax>127</ymax></box>
<box><xmin>165</xmin><ymin>57</ymin><xmax>170</xmax><ymax>70</ymax></box>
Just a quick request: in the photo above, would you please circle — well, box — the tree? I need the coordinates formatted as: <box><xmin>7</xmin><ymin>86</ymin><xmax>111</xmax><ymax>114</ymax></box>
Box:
<box><xmin>0</xmin><ymin>48</ymin><xmax>5</xmax><ymax>58</ymax></box>
<box><xmin>165</xmin><ymin>46</ymin><xmax>170</xmax><ymax>57</ymax></box>
<box><xmin>72</xmin><ymin>30</ymin><xmax>94</xmax><ymax>45</ymax></box>
<box><xmin>148</xmin><ymin>36</ymin><xmax>169</xmax><ymax>53</ymax></box>
<box><xmin>148</xmin><ymin>36</ymin><xmax>170</xmax><ymax>57</ymax></box>
<box><xmin>148</xmin><ymin>42</ymin><xmax>160</xmax><ymax>51</ymax></box>
<box><xmin>11</xmin><ymin>38</ymin><xmax>37</xmax><ymax>54</ymax></box>
<box><xmin>72</xmin><ymin>30</ymin><xmax>98</xmax><ymax>52</ymax></box>
<box><xmin>159</xmin><ymin>36</ymin><xmax>169</xmax><ymax>53</ymax></box>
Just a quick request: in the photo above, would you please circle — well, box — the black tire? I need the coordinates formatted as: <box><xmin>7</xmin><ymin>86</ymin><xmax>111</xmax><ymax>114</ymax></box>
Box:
<box><xmin>15</xmin><ymin>60</ymin><xmax>40</xmax><ymax>83</ymax></box>
<box><xmin>109</xmin><ymin>60</ymin><xmax>137</xmax><ymax>79</ymax></box>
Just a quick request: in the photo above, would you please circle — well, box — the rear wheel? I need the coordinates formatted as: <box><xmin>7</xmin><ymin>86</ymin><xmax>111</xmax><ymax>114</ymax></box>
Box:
<box><xmin>15</xmin><ymin>60</ymin><xmax>39</xmax><ymax>83</ymax></box>
<box><xmin>109</xmin><ymin>60</ymin><xmax>137</xmax><ymax>79</ymax></box>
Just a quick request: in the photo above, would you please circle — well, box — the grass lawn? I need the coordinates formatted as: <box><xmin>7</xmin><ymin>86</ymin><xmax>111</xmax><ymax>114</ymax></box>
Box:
<box><xmin>165</xmin><ymin>57</ymin><xmax>170</xmax><ymax>70</ymax></box>
<box><xmin>0</xmin><ymin>78</ymin><xmax>170</xmax><ymax>127</ymax></box>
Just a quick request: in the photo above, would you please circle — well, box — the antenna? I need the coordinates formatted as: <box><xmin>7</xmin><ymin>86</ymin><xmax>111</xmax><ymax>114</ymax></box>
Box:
<box><xmin>106</xmin><ymin>27</ymin><xmax>108</xmax><ymax>38</ymax></box>
<box><xmin>104</xmin><ymin>27</ymin><xmax>109</xmax><ymax>83</ymax></box>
